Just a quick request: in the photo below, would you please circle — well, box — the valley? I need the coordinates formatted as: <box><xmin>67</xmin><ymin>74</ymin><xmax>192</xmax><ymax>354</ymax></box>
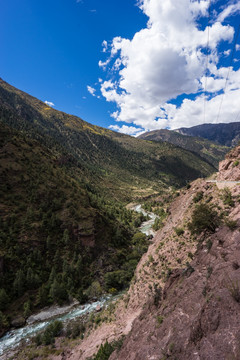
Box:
<box><xmin>0</xmin><ymin>80</ymin><xmax>240</xmax><ymax>360</ymax></box>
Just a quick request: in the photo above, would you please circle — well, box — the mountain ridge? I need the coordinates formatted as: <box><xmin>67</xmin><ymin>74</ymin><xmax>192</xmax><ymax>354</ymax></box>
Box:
<box><xmin>176</xmin><ymin>121</ymin><xmax>240</xmax><ymax>147</ymax></box>
<box><xmin>0</xmin><ymin>78</ymin><xmax>217</xmax><ymax>200</ymax></box>
<box><xmin>138</xmin><ymin>128</ymin><xmax>229</xmax><ymax>168</ymax></box>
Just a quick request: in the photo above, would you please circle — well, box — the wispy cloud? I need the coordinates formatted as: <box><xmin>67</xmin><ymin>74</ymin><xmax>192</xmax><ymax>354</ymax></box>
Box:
<box><xmin>87</xmin><ymin>85</ymin><xmax>96</xmax><ymax>96</ymax></box>
<box><xmin>223</xmin><ymin>49</ymin><xmax>231</xmax><ymax>56</ymax></box>
<box><xmin>44</xmin><ymin>101</ymin><xmax>55</xmax><ymax>107</ymax></box>
<box><xmin>217</xmin><ymin>2</ymin><xmax>240</xmax><ymax>22</ymax></box>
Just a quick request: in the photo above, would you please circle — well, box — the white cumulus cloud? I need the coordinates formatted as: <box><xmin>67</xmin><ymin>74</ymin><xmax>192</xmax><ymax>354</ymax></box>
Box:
<box><xmin>44</xmin><ymin>101</ymin><xmax>55</xmax><ymax>107</ymax></box>
<box><xmin>98</xmin><ymin>0</ymin><xmax>239</xmax><ymax>135</ymax></box>
<box><xmin>109</xmin><ymin>124</ymin><xmax>145</xmax><ymax>136</ymax></box>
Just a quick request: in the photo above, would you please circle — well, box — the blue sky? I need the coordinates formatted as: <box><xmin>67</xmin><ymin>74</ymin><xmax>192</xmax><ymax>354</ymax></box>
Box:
<box><xmin>1</xmin><ymin>0</ymin><xmax>240</xmax><ymax>135</ymax></box>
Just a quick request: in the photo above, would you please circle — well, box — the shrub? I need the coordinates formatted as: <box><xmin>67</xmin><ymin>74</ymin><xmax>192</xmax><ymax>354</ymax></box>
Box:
<box><xmin>225</xmin><ymin>218</ymin><xmax>238</xmax><ymax>231</ymax></box>
<box><xmin>226</xmin><ymin>278</ymin><xmax>240</xmax><ymax>303</ymax></box>
<box><xmin>66</xmin><ymin>321</ymin><xmax>84</xmax><ymax>339</ymax></box>
<box><xmin>193</xmin><ymin>191</ymin><xmax>203</xmax><ymax>203</ymax></box>
<box><xmin>104</xmin><ymin>270</ymin><xmax>129</xmax><ymax>291</ymax></box>
<box><xmin>91</xmin><ymin>338</ymin><xmax>125</xmax><ymax>360</ymax></box>
<box><xmin>156</xmin><ymin>315</ymin><xmax>164</xmax><ymax>325</ymax></box>
<box><xmin>206</xmin><ymin>239</ymin><xmax>213</xmax><ymax>251</ymax></box>
<box><xmin>174</xmin><ymin>227</ymin><xmax>184</xmax><ymax>236</ymax></box>
<box><xmin>86</xmin><ymin>281</ymin><xmax>103</xmax><ymax>299</ymax></box>
<box><xmin>233</xmin><ymin>160</ymin><xmax>239</xmax><ymax>167</ymax></box>
<box><xmin>152</xmin><ymin>217</ymin><xmax>163</xmax><ymax>231</ymax></box>
<box><xmin>92</xmin><ymin>341</ymin><xmax>114</xmax><ymax>360</ymax></box>
<box><xmin>153</xmin><ymin>283</ymin><xmax>162</xmax><ymax>306</ymax></box>
<box><xmin>40</xmin><ymin>320</ymin><xmax>63</xmax><ymax>345</ymax></box>
<box><xmin>188</xmin><ymin>203</ymin><xmax>220</xmax><ymax>235</ymax></box>
<box><xmin>221</xmin><ymin>188</ymin><xmax>234</xmax><ymax>207</ymax></box>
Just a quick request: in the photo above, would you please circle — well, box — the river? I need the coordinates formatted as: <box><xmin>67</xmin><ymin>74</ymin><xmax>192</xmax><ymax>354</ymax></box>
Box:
<box><xmin>131</xmin><ymin>204</ymin><xmax>158</xmax><ymax>236</ymax></box>
<box><xmin>0</xmin><ymin>297</ymin><xmax>110</xmax><ymax>357</ymax></box>
<box><xmin>0</xmin><ymin>204</ymin><xmax>155</xmax><ymax>357</ymax></box>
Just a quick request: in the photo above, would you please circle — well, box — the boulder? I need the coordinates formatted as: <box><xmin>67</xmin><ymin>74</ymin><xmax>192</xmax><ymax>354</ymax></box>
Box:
<box><xmin>95</xmin><ymin>305</ymin><xmax>102</xmax><ymax>312</ymax></box>
<box><xmin>11</xmin><ymin>316</ymin><xmax>26</xmax><ymax>328</ymax></box>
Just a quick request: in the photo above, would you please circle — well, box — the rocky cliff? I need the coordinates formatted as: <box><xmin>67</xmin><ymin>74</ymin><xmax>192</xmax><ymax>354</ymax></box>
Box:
<box><xmin>218</xmin><ymin>145</ymin><xmax>240</xmax><ymax>181</ymax></box>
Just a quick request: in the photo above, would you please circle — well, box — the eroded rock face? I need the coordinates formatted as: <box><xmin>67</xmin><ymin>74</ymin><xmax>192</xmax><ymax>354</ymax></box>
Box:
<box><xmin>110</xmin><ymin>223</ymin><xmax>240</xmax><ymax>360</ymax></box>
<box><xmin>218</xmin><ymin>145</ymin><xmax>240</xmax><ymax>181</ymax></box>
<box><xmin>107</xmin><ymin>150</ymin><xmax>240</xmax><ymax>360</ymax></box>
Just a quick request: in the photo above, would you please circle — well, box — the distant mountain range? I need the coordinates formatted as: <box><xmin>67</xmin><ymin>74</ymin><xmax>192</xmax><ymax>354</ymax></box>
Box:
<box><xmin>138</xmin><ymin>128</ymin><xmax>229</xmax><ymax>168</ymax></box>
<box><xmin>176</xmin><ymin>122</ymin><xmax>240</xmax><ymax>147</ymax></box>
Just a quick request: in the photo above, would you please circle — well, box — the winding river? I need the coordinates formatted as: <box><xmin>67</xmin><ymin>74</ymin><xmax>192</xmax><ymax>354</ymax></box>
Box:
<box><xmin>131</xmin><ymin>204</ymin><xmax>158</xmax><ymax>236</ymax></box>
<box><xmin>0</xmin><ymin>204</ymin><xmax>156</xmax><ymax>357</ymax></box>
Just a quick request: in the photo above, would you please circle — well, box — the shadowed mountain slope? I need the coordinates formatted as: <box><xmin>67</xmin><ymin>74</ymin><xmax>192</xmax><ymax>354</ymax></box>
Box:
<box><xmin>176</xmin><ymin>121</ymin><xmax>240</xmax><ymax>147</ymax></box>
<box><xmin>138</xmin><ymin>128</ymin><xmax>228</xmax><ymax>168</ymax></box>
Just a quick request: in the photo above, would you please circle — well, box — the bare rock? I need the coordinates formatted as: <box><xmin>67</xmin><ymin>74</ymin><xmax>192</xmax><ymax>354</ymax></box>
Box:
<box><xmin>11</xmin><ymin>316</ymin><xmax>26</xmax><ymax>328</ymax></box>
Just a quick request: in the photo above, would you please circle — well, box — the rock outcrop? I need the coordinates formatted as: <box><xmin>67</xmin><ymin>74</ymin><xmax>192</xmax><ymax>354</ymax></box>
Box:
<box><xmin>218</xmin><ymin>145</ymin><xmax>240</xmax><ymax>181</ymax></box>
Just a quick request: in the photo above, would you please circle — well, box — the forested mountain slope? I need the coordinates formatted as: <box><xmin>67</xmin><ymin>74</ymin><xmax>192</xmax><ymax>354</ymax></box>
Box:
<box><xmin>138</xmin><ymin>128</ymin><xmax>228</xmax><ymax>168</ymax></box>
<box><xmin>0</xmin><ymin>79</ymin><xmax>216</xmax><ymax>200</ymax></box>
<box><xmin>0</xmin><ymin>122</ymin><xmax>147</xmax><ymax>334</ymax></box>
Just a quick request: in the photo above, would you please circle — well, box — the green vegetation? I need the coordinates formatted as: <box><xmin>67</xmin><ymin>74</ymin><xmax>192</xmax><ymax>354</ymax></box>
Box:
<box><xmin>0</xmin><ymin>79</ymin><xmax>223</xmax><ymax>334</ymax></box>
<box><xmin>91</xmin><ymin>338</ymin><xmax>124</xmax><ymax>360</ymax></box>
<box><xmin>188</xmin><ymin>203</ymin><xmax>220</xmax><ymax>235</ymax></box>
<box><xmin>34</xmin><ymin>320</ymin><xmax>63</xmax><ymax>346</ymax></box>
<box><xmin>226</xmin><ymin>277</ymin><xmax>240</xmax><ymax>303</ymax></box>
<box><xmin>91</xmin><ymin>341</ymin><xmax>114</xmax><ymax>360</ymax></box>
<box><xmin>0</xmin><ymin>123</ymin><xmax>149</xmax><ymax>332</ymax></box>
<box><xmin>225</xmin><ymin>218</ymin><xmax>238</xmax><ymax>231</ymax></box>
<box><xmin>138</xmin><ymin>128</ymin><xmax>229</xmax><ymax>168</ymax></box>
<box><xmin>0</xmin><ymin>78</ymin><xmax>217</xmax><ymax>204</ymax></box>
<box><xmin>174</xmin><ymin>227</ymin><xmax>185</xmax><ymax>236</ymax></box>
<box><xmin>156</xmin><ymin>315</ymin><xmax>164</xmax><ymax>325</ymax></box>
<box><xmin>193</xmin><ymin>191</ymin><xmax>203</xmax><ymax>203</ymax></box>
<box><xmin>221</xmin><ymin>188</ymin><xmax>234</xmax><ymax>207</ymax></box>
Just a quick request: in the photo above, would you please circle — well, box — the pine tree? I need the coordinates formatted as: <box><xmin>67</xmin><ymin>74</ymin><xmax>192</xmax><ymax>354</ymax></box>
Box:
<box><xmin>13</xmin><ymin>269</ymin><xmax>25</xmax><ymax>297</ymax></box>
<box><xmin>0</xmin><ymin>289</ymin><xmax>9</xmax><ymax>311</ymax></box>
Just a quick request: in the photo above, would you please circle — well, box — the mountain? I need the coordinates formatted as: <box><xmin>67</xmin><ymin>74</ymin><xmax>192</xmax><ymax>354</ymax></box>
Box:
<box><xmin>57</xmin><ymin>147</ymin><xmax>240</xmax><ymax>360</ymax></box>
<box><xmin>0</xmin><ymin>121</ymin><xmax>151</xmax><ymax>334</ymax></box>
<box><xmin>0</xmin><ymin>78</ymin><xmax>217</xmax><ymax>201</ymax></box>
<box><xmin>138</xmin><ymin>128</ymin><xmax>228</xmax><ymax>168</ymax></box>
<box><xmin>0</xmin><ymin>79</ymin><xmax>227</xmax><ymax>338</ymax></box>
<box><xmin>176</xmin><ymin>122</ymin><xmax>240</xmax><ymax>147</ymax></box>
